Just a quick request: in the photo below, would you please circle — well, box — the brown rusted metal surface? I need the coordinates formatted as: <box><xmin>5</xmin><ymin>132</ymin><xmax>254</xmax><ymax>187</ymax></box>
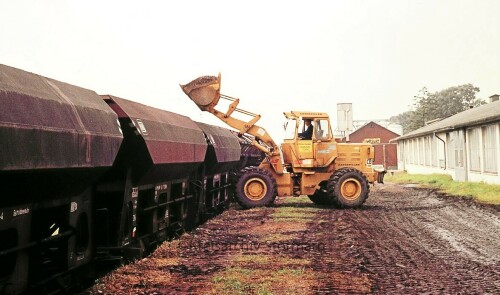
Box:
<box><xmin>0</xmin><ymin>64</ymin><xmax>123</xmax><ymax>171</ymax></box>
<box><xmin>103</xmin><ymin>95</ymin><xmax>208</xmax><ymax>184</ymax></box>
<box><xmin>195</xmin><ymin>122</ymin><xmax>241</xmax><ymax>174</ymax></box>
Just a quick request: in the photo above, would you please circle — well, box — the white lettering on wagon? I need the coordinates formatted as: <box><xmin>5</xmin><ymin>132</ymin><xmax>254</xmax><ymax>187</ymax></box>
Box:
<box><xmin>136</xmin><ymin>119</ymin><xmax>148</xmax><ymax>135</ymax></box>
<box><xmin>13</xmin><ymin>208</ymin><xmax>30</xmax><ymax>217</ymax></box>
<box><xmin>70</xmin><ymin>202</ymin><xmax>78</xmax><ymax>213</ymax></box>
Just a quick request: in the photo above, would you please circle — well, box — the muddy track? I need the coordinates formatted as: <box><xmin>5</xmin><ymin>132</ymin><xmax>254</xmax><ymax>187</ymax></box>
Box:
<box><xmin>312</xmin><ymin>184</ymin><xmax>500</xmax><ymax>294</ymax></box>
<box><xmin>86</xmin><ymin>183</ymin><xmax>500</xmax><ymax>294</ymax></box>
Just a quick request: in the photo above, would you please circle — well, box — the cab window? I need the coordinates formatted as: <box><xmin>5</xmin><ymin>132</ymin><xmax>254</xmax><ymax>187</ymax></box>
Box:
<box><xmin>298</xmin><ymin>120</ymin><xmax>307</xmax><ymax>134</ymax></box>
<box><xmin>314</xmin><ymin>119</ymin><xmax>331</xmax><ymax>140</ymax></box>
<box><xmin>283</xmin><ymin>118</ymin><xmax>297</xmax><ymax>139</ymax></box>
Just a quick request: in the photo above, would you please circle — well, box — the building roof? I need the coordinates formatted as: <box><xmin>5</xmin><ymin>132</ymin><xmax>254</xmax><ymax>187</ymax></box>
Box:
<box><xmin>393</xmin><ymin>99</ymin><xmax>500</xmax><ymax>141</ymax></box>
<box><xmin>351</xmin><ymin>121</ymin><xmax>400</xmax><ymax>137</ymax></box>
<box><xmin>354</xmin><ymin>120</ymin><xmax>403</xmax><ymax>135</ymax></box>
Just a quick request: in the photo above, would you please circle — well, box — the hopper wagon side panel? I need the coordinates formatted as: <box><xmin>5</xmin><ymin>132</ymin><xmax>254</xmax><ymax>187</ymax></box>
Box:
<box><xmin>103</xmin><ymin>95</ymin><xmax>208</xmax><ymax>184</ymax></box>
<box><xmin>195</xmin><ymin>121</ymin><xmax>241</xmax><ymax>174</ymax></box>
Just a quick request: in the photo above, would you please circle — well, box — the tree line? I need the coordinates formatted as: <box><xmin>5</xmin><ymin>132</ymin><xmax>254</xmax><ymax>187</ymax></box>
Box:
<box><xmin>390</xmin><ymin>84</ymin><xmax>485</xmax><ymax>134</ymax></box>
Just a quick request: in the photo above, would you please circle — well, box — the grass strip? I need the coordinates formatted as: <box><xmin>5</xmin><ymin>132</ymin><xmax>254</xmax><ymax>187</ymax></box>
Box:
<box><xmin>385</xmin><ymin>172</ymin><xmax>500</xmax><ymax>205</ymax></box>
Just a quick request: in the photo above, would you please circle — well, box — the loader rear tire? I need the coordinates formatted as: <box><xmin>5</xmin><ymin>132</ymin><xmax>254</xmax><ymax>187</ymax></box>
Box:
<box><xmin>327</xmin><ymin>168</ymin><xmax>369</xmax><ymax>208</ymax></box>
<box><xmin>235</xmin><ymin>168</ymin><xmax>277</xmax><ymax>209</ymax></box>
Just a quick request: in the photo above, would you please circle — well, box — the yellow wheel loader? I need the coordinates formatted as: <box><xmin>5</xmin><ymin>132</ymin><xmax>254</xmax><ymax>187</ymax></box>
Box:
<box><xmin>181</xmin><ymin>74</ymin><xmax>385</xmax><ymax>209</ymax></box>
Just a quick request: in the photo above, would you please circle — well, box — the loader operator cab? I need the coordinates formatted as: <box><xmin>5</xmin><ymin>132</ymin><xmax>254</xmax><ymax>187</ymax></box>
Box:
<box><xmin>283</xmin><ymin>112</ymin><xmax>332</xmax><ymax>141</ymax></box>
<box><xmin>282</xmin><ymin>112</ymin><xmax>335</xmax><ymax>169</ymax></box>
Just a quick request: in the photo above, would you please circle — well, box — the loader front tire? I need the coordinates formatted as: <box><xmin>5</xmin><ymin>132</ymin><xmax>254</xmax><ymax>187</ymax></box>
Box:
<box><xmin>235</xmin><ymin>168</ymin><xmax>277</xmax><ymax>209</ymax></box>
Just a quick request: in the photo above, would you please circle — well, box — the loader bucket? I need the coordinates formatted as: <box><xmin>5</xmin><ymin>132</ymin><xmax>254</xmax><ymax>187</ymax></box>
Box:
<box><xmin>180</xmin><ymin>74</ymin><xmax>221</xmax><ymax>111</ymax></box>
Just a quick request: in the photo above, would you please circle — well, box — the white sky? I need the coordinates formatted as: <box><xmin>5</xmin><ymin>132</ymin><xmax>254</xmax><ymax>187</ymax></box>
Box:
<box><xmin>1</xmin><ymin>0</ymin><xmax>499</xmax><ymax>140</ymax></box>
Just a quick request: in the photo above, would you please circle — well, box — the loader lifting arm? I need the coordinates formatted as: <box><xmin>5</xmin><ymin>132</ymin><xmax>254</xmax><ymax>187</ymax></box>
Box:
<box><xmin>180</xmin><ymin>74</ymin><xmax>284</xmax><ymax>175</ymax></box>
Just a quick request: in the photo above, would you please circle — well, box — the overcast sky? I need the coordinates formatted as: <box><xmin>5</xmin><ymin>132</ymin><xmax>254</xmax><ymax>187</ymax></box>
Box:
<box><xmin>1</xmin><ymin>0</ymin><xmax>499</xmax><ymax>139</ymax></box>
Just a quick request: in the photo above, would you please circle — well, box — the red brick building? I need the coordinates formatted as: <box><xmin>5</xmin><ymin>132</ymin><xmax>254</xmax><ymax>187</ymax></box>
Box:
<box><xmin>348</xmin><ymin>121</ymin><xmax>399</xmax><ymax>169</ymax></box>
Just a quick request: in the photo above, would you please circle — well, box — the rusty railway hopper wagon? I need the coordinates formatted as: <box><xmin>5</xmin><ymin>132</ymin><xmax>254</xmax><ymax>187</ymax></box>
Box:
<box><xmin>0</xmin><ymin>65</ymin><xmax>245</xmax><ymax>294</ymax></box>
<box><xmin>194</xmin><ymin>122</ymin><xmax>242</xmax><ymax>216</ymax></box>
<box><xmin>96</xmin><ymin>96</ymin><xmax>242</xmax><ymax>260</ymax></box>
<box><xmin>0</xmin><ymin>64</ymin><xmax>123</xmax><ymax>294</ymax></box>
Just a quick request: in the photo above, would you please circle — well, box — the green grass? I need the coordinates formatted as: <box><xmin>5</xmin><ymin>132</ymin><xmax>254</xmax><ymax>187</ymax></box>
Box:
<box><xmin>385</xmin><ymin>172</ymin><xmax>500</xmax><ymax>205</ymax></box>
<box><xmin>281</xmin><ymin>195</ymin><xmax>311</xmax><ymax>204</ymax></box>
<box><xmin>210</xmin><ymin>256</ymin><xmax>312</xmax><ymax>295</ymax></box>
<box><xmin>269</xmin><ymin>206</ymin><xmax>319</xmax><ymax>222</ymax></box>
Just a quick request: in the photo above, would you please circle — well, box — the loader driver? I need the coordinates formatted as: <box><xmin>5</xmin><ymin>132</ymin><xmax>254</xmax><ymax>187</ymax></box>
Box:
<box><xmin>298</xmin><ymin>119</ymin><xmax>313</xmax><ymax>140</ymax></box>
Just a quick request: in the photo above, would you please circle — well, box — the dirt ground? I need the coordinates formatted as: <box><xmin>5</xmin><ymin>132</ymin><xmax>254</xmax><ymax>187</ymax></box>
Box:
<box><xmin>86</xmin><ymin>182</ymin><xmax>500</xmax><ymax>294</ymax></box>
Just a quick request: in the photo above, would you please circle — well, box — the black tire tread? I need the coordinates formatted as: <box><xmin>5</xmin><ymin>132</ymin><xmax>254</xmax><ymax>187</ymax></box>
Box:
<box><xmin>308</xmin><ymin>190</ymin><xmax>332</xmax><ymax>206</ymax></box>
<box><xmin>235</xmin><ymin>168</ymin><xmax>277</xmax><ymax>209</ymax></box>
<box><xmin>327</xmin><ymin>168</ymin><xmax>370</xmax><ymax>208</ymax></box>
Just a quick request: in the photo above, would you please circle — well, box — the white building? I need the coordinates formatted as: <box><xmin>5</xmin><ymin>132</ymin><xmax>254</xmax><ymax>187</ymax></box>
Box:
<box><xmin>393</xmin><ymin>95</ymin><xmax>500</xmax><ymax>184</ymax></box>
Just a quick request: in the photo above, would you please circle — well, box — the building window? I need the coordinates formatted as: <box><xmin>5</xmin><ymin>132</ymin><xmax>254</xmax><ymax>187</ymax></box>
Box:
<box><xmin>446</xmin><ymin>132</ymin><xmax>455</xmax><ymax>169</ymax></box>
<box><xmin>455</xmin><ymin>130</ymin><xmax>465</xmax><ymax>168</ymax></box>
<box><xmin>411</xmin><ymin>138</ymin><xmax>418</xmax><ymax>165</ymax></box>
<box><xmin>468</xmin><ymin>128</ymin><xmax>481</xmax><ymax>172</ymax></box>
<box><xmin>401</xmin><ymin>140</ymin><xmax>407</xmax><ymax>164</ymax></box>
<box><xmin>424</xmin><ymin>136</ymin><xmax>431</xmax><ymax>166</ymax></box>
<box><xmin>419</xmin><ymin>137</ymin><xmax>425</xmax><ymax>165</ymax></box>
<box><xmin>406</xmin><ymin>139</ymin><xmax>412</xmax><ymax>164</ymax></box>
<box><xmin>431</xmin><ymin>135</ymin><xmax>438</xmax><ymax>167</ymax></box>
<box><xmin>406</xmin><ymin>139</ymin><xmax>410</xmax><ymax>164</ymax></box>
<box><xmin>483</xmin><ymin>124</ymin><xmax>498</xmax><ymax>173</ymax></box>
